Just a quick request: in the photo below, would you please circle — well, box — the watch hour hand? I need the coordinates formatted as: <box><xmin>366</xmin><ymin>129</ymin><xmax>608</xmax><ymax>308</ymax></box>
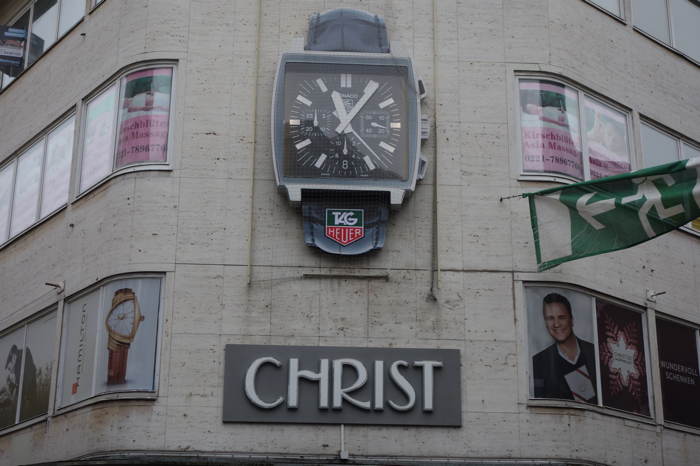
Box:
<box><xmin>335</xmin><ymin>80</ymin><xmax>379</xmax><ymax>134</ymax></box>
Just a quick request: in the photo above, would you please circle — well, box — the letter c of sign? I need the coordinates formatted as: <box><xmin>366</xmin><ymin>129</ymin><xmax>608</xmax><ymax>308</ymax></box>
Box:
<box><xmin>245</xmin><ymin>357</ymin><xmax>284</xmax><ymax>409</ymax></box>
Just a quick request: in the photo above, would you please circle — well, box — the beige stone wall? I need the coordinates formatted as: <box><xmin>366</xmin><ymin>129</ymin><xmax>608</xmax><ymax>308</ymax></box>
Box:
<box><xmin>0</xmin><ymin>1</ymin><xmax>698</xmax><ymax>465</ymax></box>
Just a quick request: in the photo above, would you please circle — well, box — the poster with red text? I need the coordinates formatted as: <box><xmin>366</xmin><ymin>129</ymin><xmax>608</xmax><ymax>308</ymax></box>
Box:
<box><xmin>116</xmin><ymin>68</ymin><xmax>172</xmax><ymax>168</ymax></box>
<box><xmin>596</xmin><ymin>300</ymin><xmax>650</xmax><ymax>415</ymax></box>
<box><xmin>520</xmin><ymin>80</ymin><xmax>583</xmax><ymax>180</ymax></box>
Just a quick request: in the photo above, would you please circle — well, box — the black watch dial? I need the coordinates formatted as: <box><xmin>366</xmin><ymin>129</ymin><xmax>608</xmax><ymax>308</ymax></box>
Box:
<box><xmin>282</xmin><ymin>62</ymin><xmax>411</xmax><ymax>181</ymax></box>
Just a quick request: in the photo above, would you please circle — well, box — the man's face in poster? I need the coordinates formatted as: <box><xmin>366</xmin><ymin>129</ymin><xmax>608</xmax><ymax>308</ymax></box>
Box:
<box><xmin>543</xmin><ymin>302</ymin><xmax>573</xmax><ymax>344</ymax></box>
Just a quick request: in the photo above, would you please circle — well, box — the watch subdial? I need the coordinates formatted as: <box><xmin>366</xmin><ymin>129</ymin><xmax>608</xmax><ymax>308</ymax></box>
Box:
<box><xmin>327</xmin><ymin>135</ymin><xmax>369</xmax><ymax>178</ymax></box>
<box><xmin>360</xmin><ymin>111</ymin><xmax>391</xmax><ymax>138</ymax></box>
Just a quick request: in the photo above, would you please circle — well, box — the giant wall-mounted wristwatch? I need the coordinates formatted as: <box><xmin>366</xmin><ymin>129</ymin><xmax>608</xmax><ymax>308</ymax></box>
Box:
<box><xmin>272</xmin><ymin>8</ymin><xmax>428</xmax><ymax>255</ymax></box>
<box><xmin>105</xmin><ymin>288</ymin><xmax>144</xmax><ymax>385</ymax></box>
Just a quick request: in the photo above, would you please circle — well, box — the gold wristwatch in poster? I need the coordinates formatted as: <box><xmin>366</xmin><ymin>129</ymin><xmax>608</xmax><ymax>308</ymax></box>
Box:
<box><xmin>105</xmin><ymin>288</ymin><xmax>144</xmax><ymax>385</ymax></box>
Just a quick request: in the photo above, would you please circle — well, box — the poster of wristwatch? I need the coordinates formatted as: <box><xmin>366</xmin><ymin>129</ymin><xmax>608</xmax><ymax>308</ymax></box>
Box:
<box><xmin>57</xmin><ymin>277</ymin><xmax>161</xmax><ymax>408</ymax></box>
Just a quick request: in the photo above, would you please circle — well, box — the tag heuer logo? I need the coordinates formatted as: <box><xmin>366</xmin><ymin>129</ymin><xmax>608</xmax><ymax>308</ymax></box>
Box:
<box><xmin>325</xmin><ymin>209</ymin><xmax>364</xmax><ymax>246</ymax></box>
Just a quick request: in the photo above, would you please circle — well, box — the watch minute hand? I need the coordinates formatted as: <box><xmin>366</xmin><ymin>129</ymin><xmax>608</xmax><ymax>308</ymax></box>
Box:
<box><xmin>334</xmin><ymin>80</ymin><xmax>379</xmax><ymax>134</ymax></box>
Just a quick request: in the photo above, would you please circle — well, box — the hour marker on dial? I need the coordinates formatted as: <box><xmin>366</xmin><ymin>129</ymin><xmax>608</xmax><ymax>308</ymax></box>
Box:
<box><xmin>379</xmin><ymin>141</ymin><xmax>395</xmax><ymax>153</ymax></box>
<box><xmin>295</xmin><ymin>139</ymin><xmax>312</xmax><ymax>150</ymax></box>
<box><xmin>378</xmin><ymin>97</ymin><xmax>395</xmax><ymax>109</ymax></box>
<box><xmin>390</xmin><ymin>122</ymin><xmax>401</xmax><ymax>129</ymax></box>
<box><xmin>363</xmin><ymin>156</ymin><xmax>376</xmax><ymax>171</ymax></box>
<box><xmin>314</xmin><ymin>153</ymin><xmax>328</xmax><ymax>168</ymax></box>
<box><xmin>340</xmin><ymin>73</ymin><xmax>352</xmax><ymax>88</ymax></box>
<box><xmin>296</xmin><ymin>95</ymin><xmax>312</xmax><ymax>106</ymax></box>
<box><xmin>316</xmin><ymin>78</ymin><xmax>328</xmax><ymax>92</ymax></box>
<box><xmin>289</xmin><ymin>119</ymin><xmax>301</xmax><ymax>126</ymax></box>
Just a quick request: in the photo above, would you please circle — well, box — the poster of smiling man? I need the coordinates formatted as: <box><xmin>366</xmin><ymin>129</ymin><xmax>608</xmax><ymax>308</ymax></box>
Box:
<box><xmin>527</xmin><ymin>286</ymin><xmax>598</xmax><ymax>404</ymax></box>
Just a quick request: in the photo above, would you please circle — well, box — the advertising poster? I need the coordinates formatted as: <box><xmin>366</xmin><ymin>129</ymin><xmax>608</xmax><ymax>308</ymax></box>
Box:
<box><xmin>0</xmin><ymin>328</ymin><xmax>24</xmax><ymax>428</ymax></box>
<box><xmin>0</xmin><ymin>26</ymin><xmax>26</xmax><ymax>77</ymax></box>
<box><xmin>80</xmin><ymin>85</ymin><xmax>117</xmax><ymax>192</ymax></box>
<box><xmin>41</xmin><ymin>118</ymin><xmax>74</xmax><ymax>217</ymax></box>
<box><xmin>93</xmin><ymin>278</ymin><xmax>160</xmax><ymax>395</ymax></box>
<box><xmin>115</xmin><ymin>68</ymin><xmax>172</xmax><ymax>168</ymax></box>
<box><xmin>656</xmin><ymin>318</ymin><xmax>700</xmax><ymax>427</ymax></box>
<box><xmin>584</xmin><ymin>97</ymin><xmax>631</xmax><ymax>179</ymax></box>
<box><xmin>19</xmin><ymin>314</ymin><xmax>56</xmax><ymax>422</ymax></box>
<box><xmin>59</xmin><ymin>289</ymin><xmax>100</xmax><ymax>407</ymax></box>
<box><xmin>520</xmin><ymin>80</ymin><xmax>583</xmax><ymax>180</ymax></box>
<box><xmin>596</xmin><ymin>300</ymin><xmax>650</xmax><ymax>415</ymax></box>
<box><xmin>527</xmin><ymin>286</ymin><xmax>598</xmax><ymax>404</ymax></box>
<box><xmin>59</xmin><ymin>278</ymin><xmax>160</xmax><ymax>408</ymax></box>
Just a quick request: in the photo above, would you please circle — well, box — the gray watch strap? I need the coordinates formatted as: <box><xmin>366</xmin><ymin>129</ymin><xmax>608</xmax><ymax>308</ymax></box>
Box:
<box><xmin>305</xmin><ymin>8</ymin><xmax>390</xmax><ymax>53</ymax></box>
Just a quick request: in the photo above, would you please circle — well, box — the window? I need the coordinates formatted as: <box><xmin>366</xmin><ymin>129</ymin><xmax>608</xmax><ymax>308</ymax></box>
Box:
<box><xmin>655</xmin><ymin>317</ymin><xmax>700</xmax><ymax>428</ymax></box>
<box><xmin>0</xmin><ymin>115</ymin><xmax>74</xmax><ymax>245</ymax></box>
<box><xmin>57</xmin><ymin>276</ymin><xmax>162</xmax><ymax>409</ymax></box>
<box><xmin>526</xmin><ymin>285</ymin><xmax>652</xmax><ymax>417</ymax></box>
<box><xmin>588</xmin><ymin>0</ymin><xmax>623</xmax><ymax>17</ymax></box>
<box><xmin>633</xmin><ymin>0</ymin><xmax>700</xmax><ymax>62</ymax></box>
<box><xmin>0</xmin><ymin>0</ymin><xmax>84</xmax><ymax>89</ymax></box>
<box><xmin>0</xmin><ymin>312</ymin><xmax>57</xmax><ymax>430</ymax></box>
<box><xmin>640</xmin><ymin>121</ymin><xmax>700</xmax><ymax>232</ymax></box>
<box><xmin>79</xmin><ymin>66</ymin><xmax>173</xmax><ymax>193</ymax></box>
<box><xmin>518</xmin><ymin>78</ymin><xmax>632</xmax><ymax>181</ymax></box>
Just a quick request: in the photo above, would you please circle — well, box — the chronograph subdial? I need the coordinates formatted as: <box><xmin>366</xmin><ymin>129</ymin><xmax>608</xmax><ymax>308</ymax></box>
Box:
<box><xmin>325</xmin><ymin>134</ymin><xmax>370</xmax><ymax>178</ymax></box>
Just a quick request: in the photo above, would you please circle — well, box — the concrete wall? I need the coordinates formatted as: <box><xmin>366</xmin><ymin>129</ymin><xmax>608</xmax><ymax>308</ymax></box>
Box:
<box><xmin>0</xmin><ymin>0</ymin><xmax>698</xmax><ymax>465</ymax></box>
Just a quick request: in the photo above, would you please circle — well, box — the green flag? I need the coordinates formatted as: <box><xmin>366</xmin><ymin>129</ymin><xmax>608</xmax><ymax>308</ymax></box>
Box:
<box><xmin>525</xmin><ymin>158</ymin><xmax>700</xmax><ymax>271</ymax></box>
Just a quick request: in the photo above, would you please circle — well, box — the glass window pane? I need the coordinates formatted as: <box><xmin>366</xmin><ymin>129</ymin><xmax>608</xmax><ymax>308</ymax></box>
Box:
<box><xmin>640</xmin><ymin>123</ymin><xmax>679</xmax><ymax>167</ymax></box>
<box><xmin>519</xmin><ymin>79</ymin><xmax>584</xmax><ymax>180</ymax></box>
<box><xmin>115</xmin><ymin>68</ymin><xmax>172</xmax><ymax>168</ymax></box>
<box><xmin>58</xmin><ymin>288</ymin><xmax>100</xmax><ymax>408</ymax></box>
<box><xmin>633</xmin><ymin>0</ymin><xmax>671</xmax><ymax>43</ymax></box>
<box><xmin>0</xmin><ymin>327</ymin><xmax>26</xmax><ymax>428</ymax></box>
<box><xmin>19</xmin><ymin>313</ymin><xmax>56</xmax><ymax>422</ymax></box>
<box><xmin>0</xmin><ymin>162</ymin><xmax>15</xmax><ymax>244</ymax></box>
<box><xmin>95</xmin><ymin>278</ymin><xmax>161</xmax><ymax>395</ymax></box>
<box><xmin>590</xmin><ymin>0</ymin><xmax>622</xmax><ymax>16</ymax></box>
<box><xmin>656</xmin><ymin>318</ymin><xmax>700</xmax><ymax>428</ymax></box>
<box><xmin>80</xmin><ymin>84</ymin><xmax>117</xmax><ymax>192</ymax></box>
<box><xmin>682</xmin><ymin>143</ymin><xmax>700</xmax><ymax>160</ymax></box>
<box><xmin>670</xmin><ymin>0</ymin><xmax>700</xmax><ymax>61</ymax></box>
<box><xmin>583</xmin><ymin>97</ymin><xmax>631</xmax><ymax>179</ymax></box>
<box><xmin>58</xmin><ymin>0</ymin><xmax>84</xmax><ymax>37</ymax></box>
<box><xmin>10</xmin><ymin>142</ymin><xmax>44</xmax><ymax>237</ymax></box>
<box><xmin>1</xmin><ymin>11</ymin><xmax>30</xmax><ymax>85</ymax></box>
<box><xmin>527</xmin><ymin>286</ymin><xmax>598</xmax><ymax>403</ymax></box>
<box><xmin>41</xmin><ymin>117</ymin><xmax>74</xmax><ymax>217</ymax></box>
<box><xmin>596</xmin><ymin>300</ymin><xmax>651</xmax><ymax>416</ymax></box>
<box><xmin>28</xmin><ymin>0</ymin><xmax>59</xmax><ymax>66</ymax></box>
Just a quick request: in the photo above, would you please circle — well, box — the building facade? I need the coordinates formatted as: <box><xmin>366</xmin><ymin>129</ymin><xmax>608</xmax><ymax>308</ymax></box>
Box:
<box><xmin>0</xmin><ymin>0</ymin><xmax>699</xmax><ymax>465</ymax></box>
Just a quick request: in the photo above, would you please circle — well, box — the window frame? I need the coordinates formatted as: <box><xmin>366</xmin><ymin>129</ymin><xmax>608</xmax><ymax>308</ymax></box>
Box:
<box><xmin>0</xmin><ymin>0</ymin><xmax>87</xmax><ymax>90</ymax></box>
<box><xmin>0</xmin><ymin>111</ymin><xmax>76</xmax><ymax>248</ymax></box>
<box><xmin>632</xmin><ymin>0</ymin><xmax>700</xmax><ymax>65</ymax></box>
<box><xmin>639</xmin><ymin>118</ymin><xmax>700</xmax><ymax>235</ymax></box>
<box><xmin>0</xmin><ymin>306</ymin><xmax>58</xmax><ymax>434</ymax></box>
<box><xmin>522</xmin><ymin>282</ymin><xmax>657</xmax><ymax>423</ymax></box>
<box><xmin>75</xmin><ymin>62</ymin><xmax>176</xmax><ymax>199</ymax></box>
<box><xmin>515</xmin><ymin>74</ymin><xmax>635</xmax><ymax>184</ymax></box>
<box><xmin>653</xmin><ymin>314</ymin><xmax>700</xmax><ymax>431</ymax></box>
<box><xmin>583</xmin><ymin>0</ymin><xmax>626</xmax><ymax>21</ymax></box>
<box><xmin>54</xmin><ymin>273</ymin><xmax>165</xmax><ymax>414</ymax></box>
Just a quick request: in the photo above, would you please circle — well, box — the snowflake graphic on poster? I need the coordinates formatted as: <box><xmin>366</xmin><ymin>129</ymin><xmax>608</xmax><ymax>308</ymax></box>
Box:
<box><xmin>608</xmin><ymin>334</ymin><xmax>638</xmax><ymax>387</ymax></box>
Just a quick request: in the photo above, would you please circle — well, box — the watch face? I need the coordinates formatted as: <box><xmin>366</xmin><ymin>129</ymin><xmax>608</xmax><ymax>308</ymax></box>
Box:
<box><xmin>107</xmin><ymin>300</ymin><xmax>135</xmax><ymax>337</ymax></box>
<box><xmin>281</xmin><ymin>62</ymin><xmax>412</xmax><ymax>181</ymax></box>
